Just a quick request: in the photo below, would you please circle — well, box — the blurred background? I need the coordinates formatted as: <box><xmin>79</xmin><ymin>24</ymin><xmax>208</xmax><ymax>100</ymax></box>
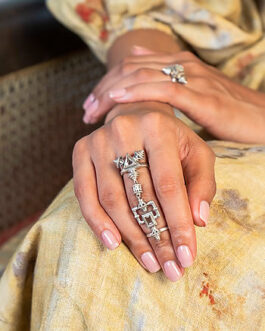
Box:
<box><xmin>0</xmin><ymin>0</ymin><xmax>104</xmax><ymax>273</ymax></box>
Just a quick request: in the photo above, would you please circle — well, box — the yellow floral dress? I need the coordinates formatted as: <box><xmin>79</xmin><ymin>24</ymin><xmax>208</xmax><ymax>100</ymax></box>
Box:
<box><xmin>0</xmin><ymin>1</ymin><xmax>264</xmax><ymax>330</ymax></box>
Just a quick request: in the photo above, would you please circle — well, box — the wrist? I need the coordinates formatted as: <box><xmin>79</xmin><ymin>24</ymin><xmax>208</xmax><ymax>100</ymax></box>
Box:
<box><xmin>104</xmin><ymin>101</ymin><xmax>173</xmax><ymax>124</ymax></box>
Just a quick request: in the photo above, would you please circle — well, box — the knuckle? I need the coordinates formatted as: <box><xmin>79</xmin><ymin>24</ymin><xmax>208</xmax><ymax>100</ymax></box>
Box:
<box><xmin>122</xmin><ymin>56</ymin><xmax>133</xmax><ymax>65</ymax></box>
<box><xmin>170</xmin><ymin>224</ymin><xmax>194</xmax><ymax>243</ymax></box>
<box><xmin>120</xmin><ymin>60</ymin><xmax>136</xmax><ymax>75</ymax></box>
<box><xmin>110</xmin><ymin>115</ymin><xmax>133</xmax><ymax>147</ymax></box>
<box><xmin>90</xmin><ymin>128</ymin><xmax>106</xmax><ymax>148</ymax></box>
<box><xmin>72</xmin><ymin>137</ymin><xmax>88</xmax><ymax>165</ymax></box>
<box><xmin>73</xmin><ymin>136</ymin><xmax>87</xmax><ymax>154</ymax></box>
<box><xmin>180</xmin><ymin>51</ymin><xmax>196</xmax><ymax>61</ymax></box>
<box><xmin>142</xmin><ymin>111</ymin><xmax>165</xmax><ymax>129</ymax></box>
<box><xmin>135</xmin><ymin>68</ymin><xmax>152</xmax><ymax>81</ymax></box>
<box><xmin>152</xmin><ymin>237</ymin><xmax>172</xmax><ymax>251</ymax></box>
<box><xmin>186</xmin><ymin>61</ymin><xmax>205</xmax><ymax>75</ymax></box>
<box><xmin>100</xmin><ymin>190</ymin><xmax>122</xmax><ymax>210</ymax></box>
<box><xmin>110</xmin><ymin>115</ymin><xmax>131</xmax><ymax>135</ymax></box>
<box><xmin>156</xmin><ymin>178</ymin><xmax>179</xmax><ymax>198</ymax></box>
<box><xmin>124</xmin><ymin>235</ymin><xmax>145</xmax><ymax>250</ymax></box>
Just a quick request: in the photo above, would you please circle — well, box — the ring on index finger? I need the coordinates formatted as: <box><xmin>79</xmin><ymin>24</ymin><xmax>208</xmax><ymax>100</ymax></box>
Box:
<box><xmin>113</xmin><ymin>150</ymin><xmax>169</xmax><ymax>241</ymax></box>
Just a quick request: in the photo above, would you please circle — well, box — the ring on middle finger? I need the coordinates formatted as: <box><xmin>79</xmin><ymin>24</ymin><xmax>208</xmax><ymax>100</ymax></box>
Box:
<box><xmin>162</xmin><ymin>63</ymin><xmax>187</xmax><ymax>85</ymax></box>
<box><xmin>113</xmin><ymin>150</ymin><xmax>169</xmax><ymax>241</ymax></box>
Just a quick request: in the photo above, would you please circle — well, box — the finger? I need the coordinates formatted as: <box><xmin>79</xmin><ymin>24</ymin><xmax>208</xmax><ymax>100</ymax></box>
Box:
<box><xmin>114</xmin><ymin>138</ymin><xmax>184</xmax><ymax>281</ymax></box>
<box><xmin>108</xmin><ymin>80</ymin><xmax>199</xmax><ymax>116</ymax></box>
<box><xmin>83</xmin><ymin>61</ymin><xmax>169</xmax><ymax>121</ymax></box>
<box><xmin>83</xmin><ymin>50</ymin><xmax>215</xmax><ymax>115</ymax></box>
<box><xmin>90</xmin><ymin>128</ymin><xmax>161</xmax><ymax>273</ymax></box>
<box><xmin>182</xmin><ymin>139</ymin><xmax>216</xmax><ymax>227</ymax></box>
<box><xmin>82</xmin><ymin>65</ymin><xmax>120</xmax><ymax>113</ymax></box>
<box><xmin>72</xmin><ymin>137</ymin><xmax>121</xmax><ymax>250</ymax></box>
<box><xmin>143</xmin><ymin>115</ymin><xmax>197</xmax><ymax>269</ymax></box>
<box><xmin>82</xmin><ymin>51</ymin><xmax>201</xmax><ymax>114</ymax></box>
<box><xmin>123</xmin><ymin>164</ymin><xmax>184</xmax><ymax>281</ymax></box>
<box><xmin>108</xmin><ymin>79</ymin><xmax>220</xmax><ymax>129</ymax></box>
<box><xmin>84</xmin><ymin>67</ymin><xmax>171</xmax><ymax>124</ymax></box>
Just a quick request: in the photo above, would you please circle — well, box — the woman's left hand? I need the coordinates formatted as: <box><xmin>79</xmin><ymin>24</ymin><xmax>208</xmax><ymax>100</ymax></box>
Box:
<box><xmin>83</xmin><ymin>48</ymin><xmax>265</xmax><ymax>144</ymax></box>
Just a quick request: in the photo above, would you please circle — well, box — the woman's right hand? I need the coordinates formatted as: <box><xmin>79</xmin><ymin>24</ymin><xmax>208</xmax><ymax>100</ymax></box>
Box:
<box><xmin>73</xmin><ymin>101</ymin><xmax>216</xmax><ymax>282</ymax></box>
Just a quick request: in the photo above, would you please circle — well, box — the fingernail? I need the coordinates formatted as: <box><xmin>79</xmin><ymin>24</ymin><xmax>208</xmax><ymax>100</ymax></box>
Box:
<box><xmin>200</xmin><ymin>200</ymin><xmax>210</xmax><ymax>226</ymax></box>
<box><xmin>131</xmin><ymin>45</ymin><xmax>152</xmax><ymax>54</ymax></box>
<box><xmin>109</xmin><ymin>89</ymin><xmax>126</xmax><ymax>99</ymax></box>
<box><xmin>82</xmin><ymin>111</ymin><xmax>90</xmax><ymax>124</ymax></box>
<box><xmin>83</xmin><ymin>93</ymin><xmax>95</xmax><ymax>110</ymax></box>
<box><xmin>101</xmin><ymin>230</ymin><xmax>119</xmax><ymax>250</ymax></box>
<box><xmin>83</xmin><ymin>99</ymin><xmax>99</xmax><ymax>123</ymax></box>
<box><xmin>177</xmin><ymin>245</ymin><xmax>193</xmax><ymax>268</ymax></box>
<box><xmin>85</xmin><ymin>98</ymin><xmax>99</xmax><ymax>113</ymax></box>
<box><xmin>141</xmin><ymin>252</ymin><xmax>160</xmax><ymax>273</ymax></box>
<box><xmin>163</xmin><ymin>260</ymin><xmax>182</xmax><ymax>282</ymax></box>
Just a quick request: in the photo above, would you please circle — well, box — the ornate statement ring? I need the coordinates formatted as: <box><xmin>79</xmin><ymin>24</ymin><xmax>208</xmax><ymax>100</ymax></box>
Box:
<box><xmin>113</xmin><ymin>150</ymin><xmax>169</xmax><ymax>241</ymax></box>
<box><xmin>162</xmin><ymin>64</ymin><xmax>187</xmax><ymax>84</ymax></box>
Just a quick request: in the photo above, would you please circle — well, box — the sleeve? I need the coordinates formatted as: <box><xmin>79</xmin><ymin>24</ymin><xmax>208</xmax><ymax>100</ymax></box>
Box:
<box><xmin>46</xmin><ymin>0</ymin><xmax>265</xmax><ymax>91</ymax></box>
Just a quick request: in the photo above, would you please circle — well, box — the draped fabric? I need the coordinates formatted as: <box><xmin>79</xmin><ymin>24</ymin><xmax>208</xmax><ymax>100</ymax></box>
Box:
<box><xmin>46</xmin><ymin>0</ymin><xmax>265</xmax><ymax>91</ymax></box>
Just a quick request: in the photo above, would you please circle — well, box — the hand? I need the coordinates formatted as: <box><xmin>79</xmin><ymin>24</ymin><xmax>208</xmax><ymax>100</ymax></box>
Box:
<box><xmin>73</xmin><ymin>101</ymin><xmax>216</xmax><ymax>281</ymax></box>
<box><xmin>83</xmin><ymin>48</ymin><xmax>265</xmax><ymax>144</ymax></box>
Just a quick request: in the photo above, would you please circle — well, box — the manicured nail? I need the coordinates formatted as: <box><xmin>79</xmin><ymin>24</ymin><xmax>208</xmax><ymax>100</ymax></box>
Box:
<box><xmin>82</xmin><ymin>99</ymin><xmax>99</xmax><ymax>123</ymax></box>
<box><xmin>109</xmin><ymin>89</ymin><xmax>126</xmax><ymax>99</ymax></box>
<box><xmin>101</xmin><ymin>230</ymin><xmax>119</xmax><ymax>250</ymax></box>
<box><xmin>131</xmin><ymin>45</ymin><xmax>152</xmax><ymax>54</ymax></box>
<box><xmin>82</xmin><ymin>111</ymin><xmax>90</xmax><ymax>124</ymax></box>
<box><xmin>177</xmin><ymin>245</ymin><xmax>193</xmax><ymax>268</ymax></box>
<box><xmin>141</xmin><ymin>252</ymin><xmax>160</xmax><ymax>273</ymax></box>
<box><xmin>83</xmin><ymin>93</ymin><xmax>95</xmax><ymax>110</ymax></box>
<box><xmin>200</xmin><ymin>200</ymin><xmax>210</xmax><ymax>226</ymax></box>
<box><xmin>85</xmin><ymin>98</ymin><xmax>99</xmax><ymax>113</ymax></box>
<box><xmin>163</xmin><ymin>260</ymin><xmax>182</xmax><ymax>282</ymax></box>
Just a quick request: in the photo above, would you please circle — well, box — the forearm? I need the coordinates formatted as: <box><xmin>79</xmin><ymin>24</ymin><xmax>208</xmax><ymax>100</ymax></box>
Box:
<box><xmin>107</xmin><ymin>29</ymin><xmax>183</xmax><ymax>69</ymax></box>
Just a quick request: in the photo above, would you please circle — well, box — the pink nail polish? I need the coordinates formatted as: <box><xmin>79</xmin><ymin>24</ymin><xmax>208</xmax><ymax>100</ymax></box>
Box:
<box><xmin>82</xmin><ymin>111</ymin><xmax>90</xmax><ymax>124</ymax></box>
<box><xmin>141</xmin><ymin>252</ymin><xmax>160</xmax><ymax>273</ymax></box>
<box><xmin>131</xmin><ymin>45</ymin><xmax>153</xmax><ymax>55</ymax></box>
<box><xmin>200</xmin><ymin>200</ymin><xmax>210</xmax><ymax>226</ymax></box>
<box><xmin>163</xmin><ymin>260</ymin><xmax>182</xmax><ymax>282</ymax></box>
<box><xmin>109</xmin><ymin>89</ymin><xmax>126</xmax><ymax>99</ymax></box>
<box><xmin>84</xmin><ymin>98</ymin><xmax>99</xmax><ymax>114</ymax></box>
<box><xmin>101</xmin><ymin>230</ymin><xmax>119</xmax><ymax>250</ymax></box>
<box><xmin>177</xmin><ymin>245</ymin><xmax>193</xmax><ymax>268</ymax></box>
<box><xmin>83</xmin><ymin>93</ymin><xmax>95</xmax><ymax>110</ymax></box>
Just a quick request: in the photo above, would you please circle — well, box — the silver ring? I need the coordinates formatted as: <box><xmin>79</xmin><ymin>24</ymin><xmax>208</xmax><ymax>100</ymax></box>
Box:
<box><xmin>113</xmin><ymin>150</ymin><xmax>167</xmax><ymax>241</ymax></box>
<box><xmin>162</xmin><ymin>64</ymin><xmax>187</xmax><ymax>84</ymax></box>
<box><xmin>146</xmin><ymin>226</ymin><xmax>169</xmax><ymax>240</ymax></box>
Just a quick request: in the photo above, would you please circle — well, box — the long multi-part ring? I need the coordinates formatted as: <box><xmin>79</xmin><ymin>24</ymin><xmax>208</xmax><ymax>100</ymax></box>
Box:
<box><xmin>162</xmin><ymin>64</ymin><xmax>187</xmax><ymax>84</ymax></box>
<box><xmin>113</xmin><ymin>150</ymin><xmax>169</xmax><ymax>241</ymax></box>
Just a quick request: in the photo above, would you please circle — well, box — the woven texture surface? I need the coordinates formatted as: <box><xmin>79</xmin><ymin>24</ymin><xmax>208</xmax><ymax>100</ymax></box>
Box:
<box><xmin>0</xmin><ymin>50</ymin><xmax>105</xmax><ymax>233</ymax></box>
